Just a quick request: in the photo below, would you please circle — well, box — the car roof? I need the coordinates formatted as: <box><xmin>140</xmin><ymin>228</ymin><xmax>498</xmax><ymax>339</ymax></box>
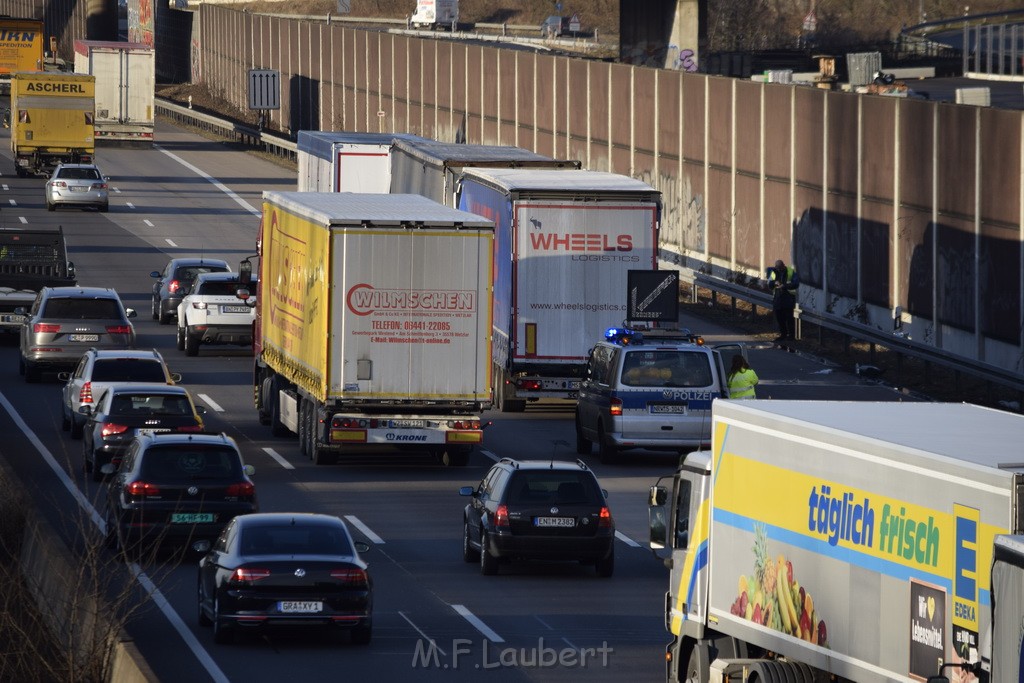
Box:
<box><xmin>106</xmin><ymin>383</ymin><xmax>190</xmax><ymax>395</ymax></box>
<box><xmin>43</xmin><ymin>286</ymin><xmax>121</xmax><ymax>298</ymax></box>
<box><xmin>234</xmin><ymin>512</ymin><xmax>345</xmax><ymax>528</ymax></box>
<box><xmin>499</xmin><ymin>458</ymin><xmax>595</xmax><ymax>473</ymax></box>
<box><xmin>168</xmin><ymin>257</ymin><xmax>230</xmax><ymax>268</ymax></box>
<box><xmin>135</xmin><ymin>431</ymin><xmax>238</xmax><ymax>447</ymax></box>
<box><xmin>89</xmin><ymin>349</ymin><xmax>163</xmax><ymax>360</ymax></box>
<box><xmin>54</xmin><ymin>163</ymin><xmax>100</xmax><ymax>169</ymax></box>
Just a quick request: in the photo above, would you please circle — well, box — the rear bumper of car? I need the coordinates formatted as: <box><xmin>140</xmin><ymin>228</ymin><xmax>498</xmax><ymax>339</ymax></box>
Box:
<box><xmin>186</xmin><ymin>323</ymin><xmax>253</xmax><ymax>345</ymax></box>
<box><xmin>488</xmin><ymin>531</ymin><xmax>614</xmax><ymax>562</ymax></box>
<box><xmin>219</xmin><ymin>592</ymin><xmax>372</xmax><ymax>629</ymax></box>
<box><xmin>50</xmin><ymin>189</ymin><xmax>108</xmax><ymax>207</ymax></box>
<box><xmin>24</xmin><ymin>342</ymin><xmax>136</xmax><ymax>367</ymax></box>
<box><xmin>114</xmin><ymin>504</ymin><xmax>258</xmax><ymax>545</ymax></box>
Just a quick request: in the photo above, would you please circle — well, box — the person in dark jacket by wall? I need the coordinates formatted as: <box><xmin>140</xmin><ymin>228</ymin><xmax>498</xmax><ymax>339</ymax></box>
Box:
<box><xmin>768</xmin><ymin>259</ymin><xmax>799</xmax><ymax>341</ymax></box>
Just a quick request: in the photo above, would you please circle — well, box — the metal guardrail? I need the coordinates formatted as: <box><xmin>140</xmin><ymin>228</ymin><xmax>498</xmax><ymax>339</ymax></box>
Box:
<box><xmin>692</xmin><ymin>273</ymin><xmax>1024</xmax><ymax>394</ymax></box>
<box><xmin>154</xmin><ymin>98</ymin><xmax>298</xmax><ymax>161</ymax></box>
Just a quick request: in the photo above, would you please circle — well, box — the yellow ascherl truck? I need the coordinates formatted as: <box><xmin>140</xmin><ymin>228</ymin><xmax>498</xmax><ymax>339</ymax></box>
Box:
<box><xmin>0</xmin><ymin>18</ymin><xmax>44</xmax><ymax>94</ymax></box>
<box><xmin>10</xmin><ymin>71</ymin><xmax>95</xmax><ymax>177</ymax></box>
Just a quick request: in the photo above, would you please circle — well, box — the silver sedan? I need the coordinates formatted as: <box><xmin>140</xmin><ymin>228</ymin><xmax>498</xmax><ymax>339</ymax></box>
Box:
<box><xmin>45</xmin><ymin>163</ymin><xmax>109</xmax><ymax>212</ymax></box>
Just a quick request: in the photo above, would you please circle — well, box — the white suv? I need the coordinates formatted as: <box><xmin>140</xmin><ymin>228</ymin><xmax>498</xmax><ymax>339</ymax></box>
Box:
<box><xmin>176</xmin><ymin>272</ymin><xmax>255</xmax><ymax>356</ymax></box>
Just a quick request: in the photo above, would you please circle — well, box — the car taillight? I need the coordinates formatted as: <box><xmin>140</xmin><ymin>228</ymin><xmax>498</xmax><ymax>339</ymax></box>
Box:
<box><xmin>34</xmin><ymin>323</ymin><xmax>60</xmax><ymax>333</ymax></box>
<box><xmin>106</xmin><ymin>325</ymin><xmax>132</xmax><ymax>335</ymax></box>
<box><xmin>599</xmin><ymin>506</ymin><xmax>613</xmax><ymax>528</ymax></box>
<box><xmin>330</xmin><ymin>568</ymin><xmax>368</xmax><ymax>587</ymax></box>
<box><xmin>92</xmin><ymin>182</ymin><xmax>108</xmax><ymax>190</ymax></box>
<box><xmin>125</xmin><ymin>480</ymin><xmax>159</xmax><ymax>497</ymax></box>
<box><xmin>230</xmin><ymin>567</ymin><xmax>270</xmax><ymax>584</ymax></box>
<box><xmin>224</xmin><ymin>481</ymin><xmax>255</xmax><ymax>497</ymax></box>
<box><xmin>520</xmin><ymin>379</ymin><xmax>542</xmax><ymax>391</ymax></box>
<box><xmin>177</xmin><ymin>424</ymin><xmax>204</xmax><ymax>433</ymax></box>
<box><xmin>52</xmin><ymin>180</ymin><xmax>67</xmax><ymax>188</ymax></box>
<box><xmin>609</xmin><ymin>397</ymin><xmax>623</xmax><ymax>416</ymax></box>
<box><xmin>495</xmin><ymin>504</ymin><xmax>510</xmax><ymax>528</ymax></box>
<box><xmin>79</xmin><ymin>381</ymin><xmax>93</xmax><ymax>404</ymax></box>
<box><xmin>101</xmin><ymin>422</ymin><xmax>129</xmax><ymax>437</ymax></box>
<box><xmin>168</xmin><ymin>280</ymin><xmax>181</xmax><ymax>293</ymax></box>
<box><xmin>448</xmin><ymin>419</ymin><xmax>480</xmax><ymax>430</ymax></box>
<box><xmin>191</xmin><ymin>301</ymin><xmax>208</xmax><ymax>309</ymax></box>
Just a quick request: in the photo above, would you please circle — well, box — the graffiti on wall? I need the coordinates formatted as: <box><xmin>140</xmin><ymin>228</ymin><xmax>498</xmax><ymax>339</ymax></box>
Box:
<box><xmin>620</xmin><ymin>42</ymin><xmax>698</xmax><ymax>71</ymax></box>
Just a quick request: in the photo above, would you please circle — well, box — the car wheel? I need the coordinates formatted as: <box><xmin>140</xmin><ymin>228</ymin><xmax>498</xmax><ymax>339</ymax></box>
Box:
<box><xmin>462</xmin><ymin>520</ymin><xmax>480</xmax><ymax>562</ymax></box>
<box><xmin>70</xmin><ymin>416</ymin><xmax>84</xmax><ymax>440</ymax></box>
<box><xmin>212</xmin><ymin>596</ymin><xmax>234</xmax><ymax>644</ymax></box>
<box><xmin>60</xmin><ymin>404</ymin><xmax>70</xmax><ymax>432</ymax></box>
<box><xmin>104</xmin><ymin>508</ymin><xmax>121</xmax><ymax>552</ymax></box>
<box><xmin>99</xmin><ymin>203</ymin><xmax>109</xmax><ymax>213</ymax></box>
<box><xmin>575</xmin><ymin>413</ymin><xmax>592</xmax><ymax>454</ymax></box>
<box><xmin>151</xmin><ymin>296</ymin><xmax>159</xmax><ymax>321</ymax></box>
<box><xmin>46</xmin><ymin>201</ymin><xmax>54</xmax><ymax>211</ymax></box>
<box><xmin>596</xmin><ymin>547</ymin><xmax>615</xmax><ymax>578</ymax></box>
<box><xmin>18</xmin><ymin>356</ymin><xmax>24</xmax><ymax>376</ymax></box>
<box><xmin>197</xmin><ymin>579</ymin><xmax>212</xmax><ymax>627</ymax></box>
<box><xmin>479</xmin><ymin>531</ymin><xmax>498</xmax><ymax>576</ymax></box>
<box><xmin>24</xmin><ymin>361</ymin><xmax>41</xmax><ymax>383</ymax></box>
<box><xmin>598</xmin><ymin>425</ymin><xmax>618</xmax><ymax>465</ymax></box>
<box><xmin>158</xmin><ymin>303</ymin><xmax>172</xmax><ymax>325</ymax></box>
<box><xmin>91</xmin><ymin>453</ymin><xmax>105</xmax><ymax>482</ymax></box>
<box><xmin>350</xmin><ymin>620</ymin><xmax>372</xmax><ymax>645</ymax></box>
<box><xmin>176</xmin><ymin>326</ymin><xmax>186</xmax><ymax>351</ymax></box>
<box><xmin>185</xmin><ymin>332</ymin><xmax>200</xmax><ymax>357</ymax></box>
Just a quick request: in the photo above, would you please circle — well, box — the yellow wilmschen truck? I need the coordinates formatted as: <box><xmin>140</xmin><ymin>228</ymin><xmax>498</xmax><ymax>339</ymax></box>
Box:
<box><xmin>10</xmin><ymin>71</ymin><xmax>95</xmax><ymax>176</ymax></box>
<box><xmin>0</xmin><ymin>17</ymin><xmax>44</xmax><ymax>94</ymax></box>
<box><xmin>648</xmin><ymin>400</ymin><xmax>1024</xmax><ymax>683</ymax></box>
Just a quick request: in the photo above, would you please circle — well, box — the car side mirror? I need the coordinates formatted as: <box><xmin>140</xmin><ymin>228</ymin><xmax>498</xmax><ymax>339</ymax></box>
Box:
<box><xmin>150</xmin><ymin>271</ymin><xmax>161</xmax><ymax>279</ymax></box>
<box><xmin>354</xmin><ymin>541</ymin><xmax>370</xmax><ymax>554</ymax></box>
<box><xmin>196</xmin><ymin>405</ymin><xmax>208</xmax><ymax>415</ymax></box>
<box><xmin>236</xmin><ymin>287</ymin><xmax>251</xmax><ymax>301</ymax></box>
<box><xmin>57</xmin><ymin>371</ymin><xmax>71</xmax><ymax>382</ymax></box>
<box><xmin>100</xmin><ymin>463</ymin><xmax>117</xmax><ymax>474</ymax></box>
<box><xmin>78</xmin><ymin>405</ymin><xmax>93</xmax><ymax>415</ymax></box>
<box><xmin>243</xmin><ymin>464</ymin><xmax>255</xmax><ymax>476</ymax></box>
<box><xmin>125</xmin><ymin>308</ymin><xmax>137</xmax><ymax>319</ymax></box>
<box><xmin>459</xmin><ymin>486</ymin><xmax>476</xmax><ymax>497</ymax></box>
<box><xmin>192</xmin><ymin>539</ymin><xmax>212</xmax><ymax>554</ymax></box>
<box><xmin>238</xmin><ymin>259</ymin><xmax>253</xmax><ymax>285</ymax></box>
<box><xmin>169</xmin><ymin>373</ymin><xmax>182</xmax><ymax>383</ymax></box>
<box><xmin>66</xmin><ymin>262</ymin><xmax>75</xmax><ymax>279</ymax></box>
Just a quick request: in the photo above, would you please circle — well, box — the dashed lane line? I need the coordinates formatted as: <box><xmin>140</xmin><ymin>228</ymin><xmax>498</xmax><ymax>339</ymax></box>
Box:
<box><xmin>344</xmin><ymin>515</ymin><xmax>385</xmax><ymax>544</ymax></box>
<box><xmin>452</xmin><ymin>604</ymin><xmax>504</xmax><ymax>643</ymax></box>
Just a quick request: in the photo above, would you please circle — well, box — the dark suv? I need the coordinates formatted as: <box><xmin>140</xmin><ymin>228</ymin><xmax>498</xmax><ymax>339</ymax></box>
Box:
<box><xmin>104</xmin><ymin>432</ymin><xmax>258</xmax><ymax>552</ymax></box>
<box><xmin>150</xmin><ymin>257</ymin><xmax>230</xmax><ymax>325</ymax></box>
<box><xmin>459</xmin><ymin>458</ymin><xmax>615</xmax><ymax>576</ymax></box>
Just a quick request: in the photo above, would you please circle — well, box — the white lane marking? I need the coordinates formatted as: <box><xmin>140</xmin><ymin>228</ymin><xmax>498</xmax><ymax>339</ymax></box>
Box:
<box><xmin>615</xmin><ymin>530</ymin><xmax>641</xmax><ymax>548</ymax></box>
<box><xmin>126</xmin><ymin>201</ymin><xmax>134</xmax><ymax>208</ymax></box>
<box><xmin>157</xmin><ymin>145</ymin><xmax>260</xmax><ymax>216</ymax></box>
<box><xmin>399</xmin><ymin>612</ymin><xmax>447</xmax><ymax>656</ymax></box>
<box><xmin>143</xmin><ymin>219</ymin><xmax>154</xmax><ymax>227</ymax></box>
<box><xmin>0</xmin><ymin>389</ymin><xmax>231</xmax><ymax>683</ymax></box>
<box><xmin>19</xmin><ymin>216</ymin><xmax>27</xmax><ymax>224</ymax></box>
<box><xmin>480</xmin><ymin>448</ymin><xmax>500</xmax><ymax>463</ymax></box>
<box><xmin>344</xmin><ymin>515</ymin><xmax>385</xmax><ymax>544</ymax></box>
<box><xmin>197</xmin><ymin>393</ymin><xmax>223</xmax><ymax>412</ymax></box>
<box><xmin>113</xmin><ymin>187</ymin><xmax>121</xmax><ymax>193</ymax></box>
<box><xmin>8</xmin><ymin>199</ymin><xmax>15</xmax><ymax>206</ymax></box>
<box><xmin>2</xmin><ymin>184</ymin><xmax>7</xmax><ymax>190</ymax></box>
<box><xmin>261</xmin><ymin>447</ymin><xmax>294</xmax><ymax>470</ymax></box>
<box><xmin>452</xmin><ymin>604</ymin><xmax>504</xmax><ymax>643</ymax></box>
<box><xmin>165</xmin><ymin>238</ymin><xmax>178</xmax><ymax>248</ymax></box>
<box><xmin>533</xmin><ymin>614</ymin><xmax>577</xmax><ymax>649</ymax></box>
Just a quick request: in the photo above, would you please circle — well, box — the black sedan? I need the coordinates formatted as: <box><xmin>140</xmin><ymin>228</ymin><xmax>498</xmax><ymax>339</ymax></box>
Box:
<box><xmin>197</xmin><ymin>513</ymin><xmax>373</xmax><ymax>645</ymax></box>
<box><xmin>81</xmin><ymin>384</ymin><xmax>206</xmax><ymax>481</ymax></box>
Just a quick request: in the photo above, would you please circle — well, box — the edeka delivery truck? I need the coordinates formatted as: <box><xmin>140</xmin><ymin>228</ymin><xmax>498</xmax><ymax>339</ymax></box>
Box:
<box><xmin>73</xmin><ymin>40</ymin><xmax>155</xmax><ymax>145</ymax></box>
<box><xmin>458</xmin><ymin>168</ymin><xmax>660</xmax><ymax>412</ymax></box>
<box><xmin>296</xmin><ymin>131</ymin><xmax>428</xmax><ymax>193</ymax></box>
<box><xmin>248</xmin><ymin>192</ymin><xmax>494</xmax><ymax>466</ymax></box>
<box><xmin>0</xmin><ymin>18</ymin><xmax>44</xmax><ymax>94</ymax></box>
<box><xmin>647</xmin><ymin>400</ymin><xmax>1024</xmax><ymax>683</ymax></box>
<box><xmin>10</xmin><ymin>71</ymin><xmax>95</xmax><ymax>176</ymax></box>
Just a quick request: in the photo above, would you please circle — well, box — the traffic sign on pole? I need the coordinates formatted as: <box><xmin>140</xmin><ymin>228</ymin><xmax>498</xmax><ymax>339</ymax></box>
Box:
<box><xmin>248</xmin><ymin>69</ymin><xmax>280</xmax><ymax>110</ymax></box>
<box><xmin>627</xmin><ymin>270</ymin><xmax>680</xmax><ymax>322</ymax></box>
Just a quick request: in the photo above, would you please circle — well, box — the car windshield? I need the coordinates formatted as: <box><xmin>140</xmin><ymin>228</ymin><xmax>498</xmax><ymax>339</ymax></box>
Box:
<box><xmin>109</xmin><ymin>393</ymin><xmax>192</xmax><ymax>416</ymax></box>
<box><xmin>57</xmin><ymin>168</ymin><xmax>100</xmax><ymax>180</ymax></box>
<box><xmin>139</xmin><ymin>445</ymin><xmax>243</xmax><ymax>481</ymax></box>
<box><xmin>621</xmin><ymin>350</ymin><xmax>713</xmax><ymax>388</ymax></box>
<box><xmin>507</xmin><ymin>472</ymin><xmax>602</xmax><ymax>505</ymax></box>
<box><xmin>42</xmin><ymin>297</ymin><xmax>121</xmax><ymax>319</ymax></box>
<box><xmin>91</xmin><ymin>359</ymin><xmax>166</xmax><ymax>382</ymax></box>
<box><xmin>175</xmin><ymin>266</ymin><xmax>226</xmax><ymax>282</ymax></box>
<box><xmin>239</xmin><ymin>524</ymin><xmax>354</xmax><ymax>556</ymax></box>
<box><xmin>197</xmin><ymin>281</ymin><xmax>245</xmax><ymax>296</ymax></box>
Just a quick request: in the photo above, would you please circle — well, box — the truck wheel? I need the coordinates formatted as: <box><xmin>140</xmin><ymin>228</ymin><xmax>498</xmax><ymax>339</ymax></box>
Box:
<box><xmin>598</xmin><ymin>425</ymin><xmax>618</xmax><ymax>464</ymax></box>
<box><xmin>683</xmin><ymin>641</ymin><xmax>711</xmax><ymax>683</ymax></box>
<box><xmin>575</xmin><ymin>413</ymin><xmax>592</xmax><ymax>454</ymax></box>
<box><xmin>438</xmin><ymin>448</ymin><xmax>469</xmax><ymax>467</ymax></box>
<box><xmin>257</xmin><ymin>376</ymin><xmax>272</xmax><ymax>425</ymax></box>
<box><xmin>495</xmin><ymin>370</ymin><xmax>526</xmax><ymax>413</ymax></box>
<box><xmin>298</xmin><ymin>400</ymin><xmax>309</xmax><ymax>457</ymax></box>
<box><xmin>185</xmin><ymin>333</ymin><xmax>200</xmax><ymax>357</ymax></box>
<box><xmin>312</xmin><ymin>443</ymin><xmax>336</xmax><ymax>465</ymax></box>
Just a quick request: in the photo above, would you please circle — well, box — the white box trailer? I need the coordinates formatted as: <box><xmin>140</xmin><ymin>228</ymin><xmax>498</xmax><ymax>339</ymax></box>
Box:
<box><xmin>390</xmin><ymin>139</ymin><xmax>579</xmax><ymax>207</ymax></box>
<box><xmin>457</xmin><ymin>168</ymin><xmax>661</xmax><ymax>411</ymax></box>
<box><xmin>411</xmin><ymin>0</ymin><xmax>458</xmax><ymax>29</ymax></box>
<box><xmin>73</xmin><ymin>40</ymin><xmax>154</xmax><ymax>145</ymax></box>
<box><xmin>250</xmin><ymin>191</ymin><xmax>494</xmax><ymax>466</ymax></box>
<box><xmin>648</xmin><ymin>400</ymin><xmax>1024</xmax><ymax>683</ymax></box>
<box><xmin>295</xmin><ymin>130</ymin><xmax>428</xmax><ymax>193</ymax></box>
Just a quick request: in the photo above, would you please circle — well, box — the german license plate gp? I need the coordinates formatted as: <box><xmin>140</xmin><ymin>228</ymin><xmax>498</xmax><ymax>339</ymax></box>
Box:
<box><xmin>68</xmin><ymin>334</ymin><xmax>99</xmax><ymax>342</ymax></box>
<box><xmin>0</xmin><ymin>314</ymin><xmax>24</xmax><ymax>324</ymax></box>
<box><xmin>389</xmin><ymin>419</ymin><xmax>425</xmax><ymax>428</ymax></box>
<box><xmin>222</xmin><ymin>305</ymin><xmax>249</xmax><ymax>313</ymax></box>
<box><xmin>279</xmin><ymin>601</ymin><xmax>323</xmax><ymax>613</ymax></box>
<box><xmin>650</xmin><ymin>404</ymin><xmax>686</xmax><ymax>414</ymax></box>
<box><xmin>70</xmin><ymin>186</ymin><xmax>87</xmax><ymax>192</ymax></box>
<box><xmin>535</xmin><ymin>517</ymin><xmax>575</xmax><ymax>528</ymax></box>
<box><xmin>171</xmin><ymin>513</ymin><xmax>214</xmax><ymax>523</ymax></box>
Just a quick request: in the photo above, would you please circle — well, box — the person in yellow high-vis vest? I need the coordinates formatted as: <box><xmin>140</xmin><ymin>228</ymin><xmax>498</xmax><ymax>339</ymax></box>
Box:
<box><xmin>727</xmin><ymin>355</ymin><xmax>758</xmax><ymax>399</ymax></box>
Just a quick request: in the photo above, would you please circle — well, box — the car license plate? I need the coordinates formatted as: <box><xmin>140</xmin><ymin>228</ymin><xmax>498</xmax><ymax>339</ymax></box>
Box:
<box><xmin>650</xmin><ymin>404</ymin><xmax>686</xmax><ymax>414</ymax></box>
<box><xmin>0</xmin><ymin>313</ymin><xmax>24</xmax><ymax>324</ymax></box>
<box><xmin>389</xmin><ymin>419</ymin><xmax>425</xmax><ymax>428</ymax></box>
<box><xmin>566</xmin><ymin>391</ymin><xmax>578</xmax><ymax>399</ymax></box>
<box><xmin>170</xmin><ymin>513</ymin><xmax>215</xmax><ymax>523</ymax></box>
<box><xmin>68</xmin><ymin>334</ymin><xmax>100</xmax><ymax>342</ymax></box>
<box><xmin>222</xmin><ymin>305</ymin><xmax>249</xmax><ymax>313</ymax></box>
<box><xmin>70</xmin><ymin>186</ymin><xmax>87</xmax><ymax>192</ymax></box>
<box><xmin>535</xmin><ymin>517</ymin><xmax>575</xmax><ymax>528</ymax></box>
<box><xmin>279</xmin><ymin>601</ymin><xmax>323</xmax><ymax>613</ymax></box>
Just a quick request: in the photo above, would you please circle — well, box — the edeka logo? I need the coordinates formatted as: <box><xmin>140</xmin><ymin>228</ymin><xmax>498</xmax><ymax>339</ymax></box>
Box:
<box><xmin>953</xmin><ymin>504</ymin><xmax>980</xmax><ymax>630</ymax></box>
<box><xmin>346</xmin><ymin>284</ymin><xmax>475</xmax><ymax>317</ymax></box>
<box><xmin>528</xmin><ymin>232</ymin><xmax>633</xmax><ymax>252</ymax></box>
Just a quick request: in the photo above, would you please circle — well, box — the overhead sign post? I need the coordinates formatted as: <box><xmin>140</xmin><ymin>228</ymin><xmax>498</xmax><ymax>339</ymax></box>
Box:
<box><xmin>627</xmin><ymin>270</ymin><xmax>679</xmax><ymax>322</ymax></box>
<box><xmin>248</xmin><ymin>68</ymin><xmax>280</xmax><ymax>131</ymax></box>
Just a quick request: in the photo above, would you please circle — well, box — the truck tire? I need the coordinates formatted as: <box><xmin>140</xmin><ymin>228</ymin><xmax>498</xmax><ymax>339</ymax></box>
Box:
<box><xmin>297</xmin><ymin>399</ymin><xmax>309</xmax><ymax>457</ymax></box>
<box><xmin>683</xmin><ymin>641</ymin><xmax>711</xmax><ymax>683</ymax></box>
<box><xmin>495</xmin><ymin>368</ymin><xmax>526</xmax><ymax>413</ymax></box>
<box><xmin>257</xmin><ymin>376</ymin><xmax>272</xmax><ymax>425</ymax></box>
<box><xmin>598</xmin><ymin>424</ymin><xmax>618</xmax><ymax>464</ymax></box>
<box><xmin>438</xmin><ymin>447</ymin><xmax>470</xmax><ymax>467</ymax></box>
<box><xmin>575</xmin><ymin>412</ymin><xmax>592</xmax><ymax>454</ymax></box>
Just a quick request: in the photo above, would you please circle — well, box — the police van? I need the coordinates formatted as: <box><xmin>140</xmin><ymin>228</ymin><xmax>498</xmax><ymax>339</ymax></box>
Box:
<box><xmin>575</xmin><ymin>326</ymin><xmax>743</xmax><ymax>463</ymax></box>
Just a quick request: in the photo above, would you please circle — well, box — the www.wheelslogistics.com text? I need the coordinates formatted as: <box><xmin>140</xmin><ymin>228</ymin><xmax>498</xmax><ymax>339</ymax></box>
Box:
<box><xmin>411</xmin><ymin>638</ymin><xmax>613</xmax><ymax>670</ymax></box>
